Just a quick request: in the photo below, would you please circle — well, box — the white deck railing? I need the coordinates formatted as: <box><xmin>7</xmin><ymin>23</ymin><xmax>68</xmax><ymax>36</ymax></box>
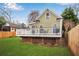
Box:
<box><xmin>16</xmin><ymin>28</ymin><xmax>62</xmax><ymax>37</ymax></box>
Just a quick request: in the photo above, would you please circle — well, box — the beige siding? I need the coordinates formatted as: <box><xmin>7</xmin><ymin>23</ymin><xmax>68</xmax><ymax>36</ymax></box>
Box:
<box><xmin>38</xmin><ymin>11</ymin><xmax>57</xmax><ymax>28</ymax></box>
<box><xmin>36</xmin><ymin>10</ymin><xmax>60</xmax><ymax>33</ymax></box>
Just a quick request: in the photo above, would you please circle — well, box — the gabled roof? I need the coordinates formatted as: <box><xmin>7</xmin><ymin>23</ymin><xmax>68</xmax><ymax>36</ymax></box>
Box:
<box><xmin>29</xmin><ymin>9</ymin><xmax>62</xmax><ymax>25</ymax></box>
<box><xmin>4</xmin><ymin>22</ymin><xmax>17</xmax><ymax>28</ymax></box>
<box><xmin>36</xmin><ymin>9</ymin><xmax>62</xmax><ymax>20</ymax></box>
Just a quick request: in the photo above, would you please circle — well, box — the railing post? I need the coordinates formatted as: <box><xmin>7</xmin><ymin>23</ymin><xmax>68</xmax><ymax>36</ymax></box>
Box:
<box><xmin>60</xmin><ymin>18</ymin><xmax>63</xmax><ymax>37</ymax></box>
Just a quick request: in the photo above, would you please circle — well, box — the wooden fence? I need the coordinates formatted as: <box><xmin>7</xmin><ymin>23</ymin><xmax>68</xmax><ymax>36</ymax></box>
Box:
<box><xmin>0</xmin><ymin>31</ymin><xmax>16</xmax><ymax>38</ymax></box>
<box><xmin>68</xmin><ymin>25</ymin><xmax>79</xmax><ymax>55</ymax></box>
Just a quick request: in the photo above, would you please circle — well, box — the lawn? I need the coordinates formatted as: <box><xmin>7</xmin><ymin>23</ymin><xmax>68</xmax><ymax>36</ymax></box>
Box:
<box><xmin>0</xmin><ymin>37</ymin><xmax>72</xmax><ymax>56</ymax></box>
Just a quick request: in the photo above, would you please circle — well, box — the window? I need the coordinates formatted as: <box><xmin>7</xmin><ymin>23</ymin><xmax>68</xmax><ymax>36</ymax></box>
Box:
<box><xmin>53</xmin><ymin>24</ymin><xmax>60</xmax><ymax>33</ymax></box>
<box><xmin>46</xmin><ymin>13</ymin><xmax>49</xmax><ymax>16</ymax></box>
<box><xmin>40</xmin><ymin>26</ymin><xmax>44</xmax><ymax>33</ymax></box>
<box><xmin>32</xmin><ymin>26</ymin><xmax>35</xmax><ymax>34</ymax></box>
<box><xmin>40</xmin><ymin>26</ymin><xmax>47</xmax><ymax>33</ymax></box>
<box><xmin>46</xmin><ymin>12</ymin><xmax>50</xmax><ymax>20</ymax></box>
<box><xmin>56</xmin><ymin>18</ymin><xmax>61</xmax><ymax>22</ymax></box>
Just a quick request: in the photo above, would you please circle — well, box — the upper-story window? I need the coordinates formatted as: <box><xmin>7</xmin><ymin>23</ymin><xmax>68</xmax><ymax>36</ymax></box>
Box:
<box><xmin>46</xmin><ymin>12</ymin><xmax>50</xmax><ymax>20</ymax></box>
<box><xmin>56</xmin><ymin>18</ymin><xmax>61</xmax><ymax>22</ymax></box>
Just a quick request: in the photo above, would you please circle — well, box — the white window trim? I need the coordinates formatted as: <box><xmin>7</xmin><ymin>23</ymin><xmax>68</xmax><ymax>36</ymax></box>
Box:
<box><xmin>45</xmin><ymin>12</ymin><xmax>50</xmax><ymax>20</ymax></box>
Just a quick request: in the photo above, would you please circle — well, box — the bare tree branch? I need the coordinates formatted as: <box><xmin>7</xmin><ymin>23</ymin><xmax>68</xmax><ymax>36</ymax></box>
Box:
<box><xmin>28</xmin><ymin>10</ymin><xmax>39</xmax><ymax>23</ymax></box>
<box><xmin>0</xmin><ymin>4</ymin><xmax>12</xmax><ymax>22</ymax></box>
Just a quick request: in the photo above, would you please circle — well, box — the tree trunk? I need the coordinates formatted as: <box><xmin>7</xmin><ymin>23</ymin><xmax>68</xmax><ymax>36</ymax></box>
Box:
<box><xmin>0</xmin><ymin>25</ymin><xmax>2</xmax><ymax>31</ymax></box>
<box><xmin>64</xmin><ymin>31</ymin><xmax>68</xmax><ymax>44</ymax></box>
<box><xmin>63</xmin><ymin>20</ymin><xmax>76</xmax><ymax>46</ymax></box>
<box><xmin>1</xmin><ymin>25</ymin><xmax>4</xmax><ymax>31</ymax></box>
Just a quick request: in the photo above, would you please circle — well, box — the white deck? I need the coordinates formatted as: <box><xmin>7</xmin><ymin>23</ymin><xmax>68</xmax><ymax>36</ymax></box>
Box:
<box><xmin>16</xmin><ymin>16</ymin><xmax>63</xmax><ymax>38</ymax></box>
<box><xmin>16</xmin><ymin>29</ymin><xmax>62</xmax><ymax>37</ymax></box>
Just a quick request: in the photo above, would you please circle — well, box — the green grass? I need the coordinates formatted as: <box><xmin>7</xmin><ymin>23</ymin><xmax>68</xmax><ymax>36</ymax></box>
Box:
<box><xmin>0</xmin><ymin>37</ymin><xmax>72</xmax><ymax>56</ymax></box>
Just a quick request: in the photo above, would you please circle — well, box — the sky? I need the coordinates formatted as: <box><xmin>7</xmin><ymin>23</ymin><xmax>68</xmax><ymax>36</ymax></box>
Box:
<box><xmin>0</xmin><ymin>3</ymin><xmax>74</xmax><ymax>25</ymax></box>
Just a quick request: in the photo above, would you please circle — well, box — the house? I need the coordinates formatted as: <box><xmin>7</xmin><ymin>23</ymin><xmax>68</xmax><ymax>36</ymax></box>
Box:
<box><xmin>16</xmin><ymin>9</ymin><xmax>63</xmax><ymax>46</ymax></box>
<box><xmin>16</xmin><ymin>23</ymin><xmax>26</xmax><ymax>29</ymax></box>
<box><xmin>3</xmin><ymin>22</ymin><xmax>16</xmax><ymax>32</ymax></box>
<box><xmin>28</xmin><ymin>9</ymin><xmax>62</xmax><ymax>37</ymax></box>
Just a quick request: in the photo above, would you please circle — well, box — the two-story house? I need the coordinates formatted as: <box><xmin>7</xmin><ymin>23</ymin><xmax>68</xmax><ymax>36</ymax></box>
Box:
<box><xmin>28</xmin><ymin>9</ymin><xmax>62</xmax><ymax>37</ymax></box>
<box><xmin>16</xmin><ymin>9</ymin><xmax>63</xmax><ymax>46</ymax></box>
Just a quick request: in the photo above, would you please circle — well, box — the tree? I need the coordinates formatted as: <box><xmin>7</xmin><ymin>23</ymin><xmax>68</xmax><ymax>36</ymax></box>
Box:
<box><xmin>61</xmin><ymin>7</ymin><xmax>78</xmax><ymax>32</ymax></box>
<box><xmin>28</xmin><ymin>10</ymin><xmax>39</xmax><ymax>23</ymax></box>
<box><xmin>21</xmin><ymin>23</ymin><xmax>26</xmax><ymax>28</ymax></box>
<box><xmin>0</xmin><ymin>4</ymin><xmax>12</xmax><ymax>22</ymax></box>
<box><xmin>0</xmin><ymin>4</ymin><xmax>13</xmax><ymax>31</ymax></box>
<box><xmin>71</xmin><ymin>4</ymin><xmax>79</xmax><ymax>23</ymax></box>
<box><xmin>70</xmin><ymin>4</ymin><xmax>79</xmax><ymax>18</ymax></box>
<box><xmin>61</xmin><ymin>7</ymin><xmax>78</xmax><ymax>23</ymax></box>
<box><xmin>0</xmin><ymin>8</ymin><xmax>12</xmax><ymax>22</ymax></box>
<box><xmin>61</xmin><ymin>7</ymin><xmax>78</xmax><ymax>30</ymax></box>
<box><xmin>0</xmin><ymin>16</ymin><xmax>6</xmax><ymax>31</ymax></box>
<box><xmin>61</xmin><ymin>7</ymin><xmax>78</xmax><ymax>44</ymax></box>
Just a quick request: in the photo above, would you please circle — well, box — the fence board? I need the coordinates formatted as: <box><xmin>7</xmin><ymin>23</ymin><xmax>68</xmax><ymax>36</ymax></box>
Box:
<box><xmin>0</xmin><ymin>31</ymin><xmax>16</xmax><ymax>38</ymax></box>
<box><xmin>68</xmin><ymin>25</ymin><xmax>79</xmax><ymax>55</ymax></box>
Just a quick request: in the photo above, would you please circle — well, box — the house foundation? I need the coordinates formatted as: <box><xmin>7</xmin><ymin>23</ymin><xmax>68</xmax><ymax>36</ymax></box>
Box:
<box><xmin>21</xmin><ymin>37</ymin><xmax>65</xmax><ymax>46</ymax></box>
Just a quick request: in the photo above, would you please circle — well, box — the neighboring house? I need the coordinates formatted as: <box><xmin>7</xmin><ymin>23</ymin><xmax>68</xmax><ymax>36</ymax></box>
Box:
<box><xmin>3</xmin><ymin>21</ymin><xmax>26</xmax><ymax>31</ymax></box>
<box><xmin>3</xmin><ymin>22</ymin><xmax>16</xmax><ymax>32</ymax></box>
<box><xmin>16</xmin><ymin>23</ymin><xmax>26</xmax><ymax>29</ymax></box>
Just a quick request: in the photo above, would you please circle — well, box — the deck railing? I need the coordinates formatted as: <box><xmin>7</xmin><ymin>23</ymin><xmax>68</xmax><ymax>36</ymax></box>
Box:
<box><xmin>16</xmin><ymin>28</ymin><xmax>62</xmax><ymax>37</ymax></box>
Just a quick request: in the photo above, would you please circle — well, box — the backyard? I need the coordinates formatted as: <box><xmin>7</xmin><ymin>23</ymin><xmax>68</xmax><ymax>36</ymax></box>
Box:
<box><xmin>0</xmin><ymin>37</ymin><xmax>72</xmax><ymax>56</ymax></box>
